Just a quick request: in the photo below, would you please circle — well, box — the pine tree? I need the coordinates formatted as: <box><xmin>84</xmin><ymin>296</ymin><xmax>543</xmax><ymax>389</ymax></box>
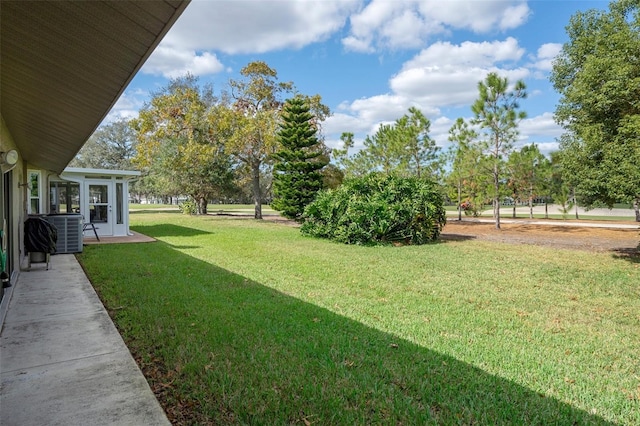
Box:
<box><xmin>272</xmin><ymin>97</ymin><xmax>328</xmax><ymax>221</ymax></box>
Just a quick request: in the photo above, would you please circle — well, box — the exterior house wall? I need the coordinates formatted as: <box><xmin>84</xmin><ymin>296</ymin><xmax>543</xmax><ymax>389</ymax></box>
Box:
<box><xmin>1</xmin><ymin>115</ymin><xmax>28</xmax><ymax>291</ymax></box>
<box><xmin>1</xmin><ymin>115</ymin><xmax>141</xmax><ymax>297</ymax></box>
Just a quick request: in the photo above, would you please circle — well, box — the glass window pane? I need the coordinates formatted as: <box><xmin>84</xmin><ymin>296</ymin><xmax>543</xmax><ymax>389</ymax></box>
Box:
<box><xmin>89</xmin><ymin>185</ymin><xmax>108</xmax><ymax>203</ymax></box>
<box><xmin>29</xmin><ymin>173</ymin><xmax>39</xmax><ymax>197</ymax></box>
<box><xmin>90</xmin><ymin>205</ymin><xmax>108</xmax><ymax>223</ymax></box>
<box><xmin>69</xmin><ymin>183</ymin><xmax>80</xmax><ymax>212</ymax></box>
<box><xmin>49</xmin><ymin>181</ymin><xmax>81</xmax><ymax>213</ymax></box>
<box><xmin>116</xmin><ymin>183</ymin><xmax>123</xmax><ymax>224</ymax></box>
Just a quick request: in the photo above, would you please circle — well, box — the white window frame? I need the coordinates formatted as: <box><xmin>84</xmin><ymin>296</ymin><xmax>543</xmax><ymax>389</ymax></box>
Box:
<box><xmin>27</xmin><ymin>170</ymin><xmax>43</xmax><ymax>215</ymax></box>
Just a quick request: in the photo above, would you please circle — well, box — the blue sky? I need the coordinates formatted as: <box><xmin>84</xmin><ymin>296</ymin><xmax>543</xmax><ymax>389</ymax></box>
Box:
<box><xmin>108</xmin><ymin>0</ymin><xmax>610</xmax><ymax>156</ymax></box>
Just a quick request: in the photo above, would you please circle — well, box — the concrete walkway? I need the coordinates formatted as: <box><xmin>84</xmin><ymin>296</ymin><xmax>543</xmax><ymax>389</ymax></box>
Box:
<box><xmin>0</xmin><ymin>255</ymin><xmax>169</xmax><ymax>426</ymax></box>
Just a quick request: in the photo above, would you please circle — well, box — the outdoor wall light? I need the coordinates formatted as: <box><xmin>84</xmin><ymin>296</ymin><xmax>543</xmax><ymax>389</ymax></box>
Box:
<box><xmin>1</xmin><ymin>150</ymin><xmax>18</xmax><ymax>166</ymax></box>
<box><xmin>1</xmin><ymin>149</ymin><xmax>19</xmax><ymax>174</ymax></box>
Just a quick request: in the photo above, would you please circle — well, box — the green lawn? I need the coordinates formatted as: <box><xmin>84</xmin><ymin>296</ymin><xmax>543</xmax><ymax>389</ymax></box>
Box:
<box><xmin>77</xmin><ymin>212</ymin><xmax>640</xmax><ymax>425</ymax></box>
<box><xmin>129</xmin><ymin>203</ymin><xmax>278</xmax><ymax>216</ymax></box>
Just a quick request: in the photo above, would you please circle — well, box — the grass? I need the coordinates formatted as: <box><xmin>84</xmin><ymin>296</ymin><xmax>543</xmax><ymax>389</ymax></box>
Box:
<box><xmin>129</xmin><ymin>203</ymin><xmax>278</xmax><ymax>215</ymax></box>
<box><xmin>77</xmin><ymin>212</ymin><xmax>640</xmax><ymax>425</ymax></box>
<box><xmin>132</xmin><ymin>203</ymin><xmax>635</xmax><ymax>221</ymax></box>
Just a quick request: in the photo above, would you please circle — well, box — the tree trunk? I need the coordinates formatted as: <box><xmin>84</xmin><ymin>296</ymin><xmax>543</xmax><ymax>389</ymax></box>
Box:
<box><xmin>529</xmin><ymin>197</ymin><xmax>533</xmax><ymax>219</ymax></box>
<box><xmin>634</xmin><ymin>197</ymin><xmax>640</xmax><ymax>222</ymax></box>
<box><xmin>529</xmin><ymin>186</ymin><xmax>534</xmax><ymax>219</ymax></box>
<box><xmin>512</xmin><ymin>203</ymin><xmax>516</xmax><ymax>219</ymax></box>
<box><xmin>198</xmin><ymin>197</ymin><xmax>208</xmax><ymax>215</ymax></box>
<box><xmin>574</xmin><ymin>194</ymin><xmax>579</xmax><ymax>220</ymax></box>
<box><xmin>252</xmin><ymin>161</ymin><xmax>263</xmax><ymax>219</ymax></box>
<box><xmin>457</xmin><ymin>183</ymin><xmax>462</xmax><ymax>221</ymax></box>
<box><xmin>544</xmin><ymin>202</ymin><xmax>548</xmax><ymax>219</ymax></box>
<box><xmin>494</xmin><ymin>163</ymin><xmax>501</xmax><ymax>229</ymax></box>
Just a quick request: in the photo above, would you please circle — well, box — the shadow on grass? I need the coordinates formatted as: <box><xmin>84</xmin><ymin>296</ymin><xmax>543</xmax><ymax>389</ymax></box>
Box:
<box><xmin>130</xmin><ymin>209</ymin><xmax>180</xmax><ymax>215</ymax></box>
<box><xmin>611</xmin><ymin>247</ymin><xmax>640</xmax><ymax>264</ymax></box>
<box><xmin>79</xmin><ymin>242</ymin><xmax>617</xmax><ymax>425</ymax></box>
<box><xmin>132</xmin><ymin>224</ymin><xmax>211</xmax><ymax>238</ymax></box>
<box><xmin>439</xmin><ymin>234</ymin><xmax>477</xmax><ymax>243</ymax></box>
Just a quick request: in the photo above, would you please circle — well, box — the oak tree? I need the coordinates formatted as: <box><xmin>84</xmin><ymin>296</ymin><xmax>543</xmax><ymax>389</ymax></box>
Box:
<box><xmin>132</xmin><ymin>75</ymin><xmax>233</xmax><ymax>214</ymax></box>
<box><xmin>224</xmin><ymin>61</ymin><xmax>293</xmax><ymax>219</ymax></box>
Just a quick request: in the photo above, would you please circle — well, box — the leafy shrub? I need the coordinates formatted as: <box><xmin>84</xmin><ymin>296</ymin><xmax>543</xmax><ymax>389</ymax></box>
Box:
<box><xmin>178</xmin><ymin>199</ymin><xmax>197</xmax><ymax>215</ymax></box>
<box><xmin>301</xmin><ymin>173</ymin><xmax>446</xmax><ymax>245</ymax></box>
<box><xmin>460</xmin><ymin>200</ymin><xmax>481</xmax><ymax>217</ymax></box>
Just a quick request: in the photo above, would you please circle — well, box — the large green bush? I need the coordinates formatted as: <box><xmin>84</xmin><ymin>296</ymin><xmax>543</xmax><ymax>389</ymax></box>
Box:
<box><xmin>301</xmin><ymin>174</ymin><xmax>446</xmax><ymax>245</ymax></box>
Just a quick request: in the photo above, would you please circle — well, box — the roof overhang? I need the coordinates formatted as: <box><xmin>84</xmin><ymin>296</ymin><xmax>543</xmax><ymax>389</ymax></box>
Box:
<box><xmin>62</xmin><ymin>167</ymin><xmax>142</xmax><ymax>179</ymax></box>
<box><xmin>0</xmin><ymin>1</ymin><xmax>190</xmax><ymax>174</ymax></box>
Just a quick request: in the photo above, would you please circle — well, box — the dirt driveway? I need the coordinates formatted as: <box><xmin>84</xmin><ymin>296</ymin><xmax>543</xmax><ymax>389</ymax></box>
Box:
<box><xmin>441</xmin><ymin>219</ymin><xmax>639</xmax><ymax>256</ymax></box>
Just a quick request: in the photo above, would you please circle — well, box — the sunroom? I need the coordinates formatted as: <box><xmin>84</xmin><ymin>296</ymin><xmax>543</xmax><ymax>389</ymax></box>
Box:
<box><xmin>28</xmin><ymin>167</ymin><xmax>140</xmax><ymax>239</ymax></box>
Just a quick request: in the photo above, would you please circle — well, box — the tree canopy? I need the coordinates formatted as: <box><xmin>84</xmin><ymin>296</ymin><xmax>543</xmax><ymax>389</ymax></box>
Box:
<box><xmin>70</xmin><ymin>118</ymin><xmax>136</xmax><ymax>169</ymax></box>
<box><xmin>337</xmin><ymin>107</ymin><xmax>439</xmax><ymax>179</ymax></box>
<box><xmin>506</xmin><ymin>144</ymin><xmax>550</xmax><ymax>218</ymax></box>
<box><xmin>445</xmin><ymin>118</ymin><xmax>486</xmax><ymax>219</ymax></box>
<box><xmin>551</xmin><ymin>0</ymin><xmax>640</xmax><ymax>220</ymax></box>
<box><xmin>131</xmin><ymin>75</ymin><xmax>234</xmax><ymax>213</ymax></box>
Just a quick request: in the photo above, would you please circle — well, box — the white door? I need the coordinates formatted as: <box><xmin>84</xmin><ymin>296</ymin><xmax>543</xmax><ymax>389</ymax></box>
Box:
<box><xmin>87</xmin><ymin>181</ymin><xmax>113</xmax><ymax>236</ymax></box>
<box><xmin>113</xmin><ymin>181</ymin><xmax>127</xmax><ymax>236</ymax></box>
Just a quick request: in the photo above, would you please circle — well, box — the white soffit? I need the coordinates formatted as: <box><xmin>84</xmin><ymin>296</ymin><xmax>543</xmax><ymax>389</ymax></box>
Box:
<box><xmin>0</xmin><ymin>0</ymin><xmax>190</xmax><ymax>173</ymax></box>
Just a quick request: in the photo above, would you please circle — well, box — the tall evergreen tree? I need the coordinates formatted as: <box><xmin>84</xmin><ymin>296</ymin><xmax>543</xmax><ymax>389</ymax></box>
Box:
<box><xmin>471</xmin><ymin>72</ymin><xmax>527</xmax><ymax>229</ymax></box>
<box><xmin>271</xmin><ymin>97</ymin><xmax>328</xmax><ymax>221</ymax></box>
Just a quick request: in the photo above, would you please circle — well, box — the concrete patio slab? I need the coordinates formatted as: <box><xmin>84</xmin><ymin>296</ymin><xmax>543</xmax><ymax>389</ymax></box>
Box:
<box><xmin>83</xmin><ymin>231</ymin><xmax>155</xmax><ymax>245</ymax></box>
<box><xmin>0</xmin><ymin>254</ymin><xmax>169</xmax><ymax>426</ymax></box>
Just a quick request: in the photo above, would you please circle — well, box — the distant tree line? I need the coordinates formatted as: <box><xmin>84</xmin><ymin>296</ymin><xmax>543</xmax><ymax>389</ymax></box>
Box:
<box><xmin>73</xmin><ymin>0</ymin><xmax>640</xmax><ymax>226</ymax></box>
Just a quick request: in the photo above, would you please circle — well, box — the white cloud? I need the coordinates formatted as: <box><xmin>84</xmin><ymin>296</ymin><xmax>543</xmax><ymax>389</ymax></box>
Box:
<box><xmin>379</xmin><ymin>9</ymin><xmax>430</xmax><ymax>50</ymax></box>
<box><xmin>430</xmin><ymin>116</ymin><xmax>456</xmax><ymax>147</ymax></box>
<box><xmin>531</xmin><ymin>141</ymin><xmax>560</xmax><ymax>156</ymax></box>
<box><xmin>531</xmin><ymin>43</ymin><xmax>562</xmax><ymax>71</ymax></box>
<box><xmin>147</xmin><ymin>0</ymin><xmax>360</xmax><ymax>78</ymax></box>
<box><xmin>325</xmin><ymin>38</ymin><xmax>533</xmax><ymax>148</ymax></box>
<box><xmin>350</xmin><ymin>94</ymin><xmax>439</xmax><ymax>123</ymax></box>
<box><xmin>342</xmin><ymin>35</ymin><xmax>374</xmax><ymax>53</ymax></box>
<box><xmin>324</xmin><ymin>95</ymin><xmax>442</xmax><ymax>151</ymax></box>
<box><xmin>142</xmin><ymin>46</ymin><xmax>224</xmax><ymax>78</ymax></box>
<box><xmin>346</xmin><ymin>0</ymin><xmax>402</xmax><ymax>49</ymax></box>
<box><xmin>519</xmin><ymin>112</ymin><xmax>562</xmax><ymax>139</ymax></box>
<box><xmin>165</xmin><ymin>0</ymin><xmax>359</xmax><ymax>54</ymax></box>
<box><xmin>499</xmin><ymin>3</ymin><xmax>530</xmax><ymax>30</ymax></box>
<box><xmin>431</xmin><ymin>113</ymin><xmax>561</xmax><ymax>155</ymax></box>
<box><xmin>344</xmin><ymin>0</ymin><xmax>530</xmax><ymax>52</ymax></box>
<box><xmin>324</xmin><ymin>112</ymin><xmax>372</xmax><ymax>136</ymax></box>
<box><xmin>104</xmin><ymin>91</ymin><xmax>147</xmax><ymax>122</ymax></box>
<box><xmin>389</xmin><ymin>38</ymin><xmax>529</xmax><ymax>108</ymax></box>
<box><xmin>136</xmin><ymin>0</ymin><xmax>558</xmax><ymax>158</ymax></box>
<box><xmin>402</xmin><ymin>37</ymin><xmax>524</xmax><ymax>69</ymax></box>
